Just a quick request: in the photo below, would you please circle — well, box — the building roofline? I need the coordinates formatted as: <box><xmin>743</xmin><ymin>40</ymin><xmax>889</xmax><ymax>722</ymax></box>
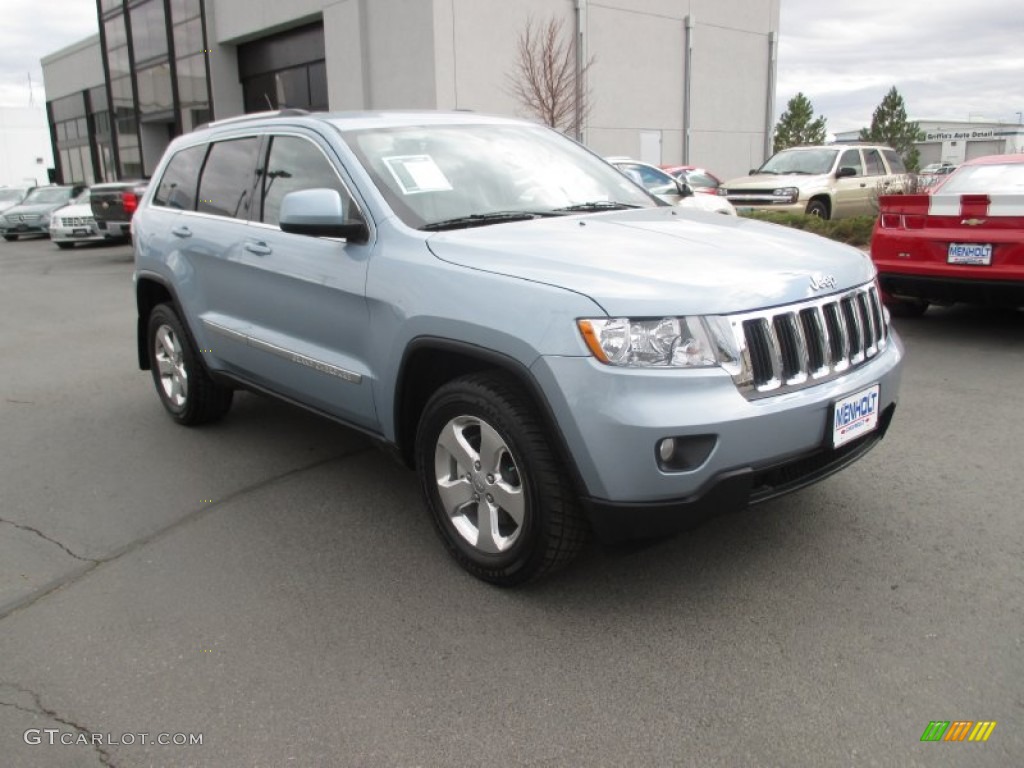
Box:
<box><xmin>41</xmin><ymin>34</ymin><xmax>100</xmax><ymax>66</ymax></box>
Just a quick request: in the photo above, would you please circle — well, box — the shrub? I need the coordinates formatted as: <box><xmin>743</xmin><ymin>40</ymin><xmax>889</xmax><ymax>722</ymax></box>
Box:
<box><xmin>740</xmin><ymin>210</ymin><xmax>875</xmax><ymax>247</ymax></box>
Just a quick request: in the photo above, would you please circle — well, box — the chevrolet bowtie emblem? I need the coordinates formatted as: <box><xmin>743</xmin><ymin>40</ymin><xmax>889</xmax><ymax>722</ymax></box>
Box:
<box><xmin>961</xmin><ymin>218</ymin><xmax>986</xmax><ymax>226</ymax></box>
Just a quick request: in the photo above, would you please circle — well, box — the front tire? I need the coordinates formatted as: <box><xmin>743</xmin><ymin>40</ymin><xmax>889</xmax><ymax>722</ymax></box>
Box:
<box><xmin>55</xmin><ymin>241</ymin><xmax>74</xmax><ymax>250</ymax></box>
<box><xmin>415</xmin><ymin>373</ymin><xmax>587</xmax><ymax>586</ymax></box>
<box><xmin>805</xmin><ymin>199</ymin><xmax>829</xmax><ymax>219</ymax></box>
<box><xmin>147</xmin><ymin>303</ymin><xmax>233</xmax><ymax>425</ymax></box>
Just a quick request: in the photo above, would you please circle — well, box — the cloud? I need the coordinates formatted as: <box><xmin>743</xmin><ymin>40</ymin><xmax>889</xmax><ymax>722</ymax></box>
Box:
<box><xmin>0</xmin><ymin>0</ymin><xmax>98</xmax><ymax>107</ymax></box>
<box><xmin>777</xmin><ymin>0</ymin><xmax>1024</xmax><ymax>132</ymax></box>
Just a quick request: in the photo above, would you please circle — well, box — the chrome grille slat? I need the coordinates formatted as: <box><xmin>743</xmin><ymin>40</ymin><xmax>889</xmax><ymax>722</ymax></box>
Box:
<box><xmin>729</xmin><ymin>282</ymin><xmax>889</xmax><ymax>399</ymax></box>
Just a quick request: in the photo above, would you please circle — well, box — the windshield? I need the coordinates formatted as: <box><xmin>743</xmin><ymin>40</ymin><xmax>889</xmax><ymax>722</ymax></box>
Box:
<box><xmin>24</xmin><ymin>187</ymin><xmax>74</xmax><ymax>204</ymax></box>
<box><xmin>340</xmin><ymin>123</ymin><xmax>656</xmax><ymax>230</ymax></box>
<box><xmin>758</xmin><ymin>148</ymin><xmax>839</xmax><ymax>175</ymax></box>
<box><xmin>936</xmin><ymin>163</ymin><xmax>1024</xmax><ymax>195</ymax></box>
<box><xmin>0</xmin><ymin>189</ymin><xmax>26</xmax><ymax>203</ymax></box>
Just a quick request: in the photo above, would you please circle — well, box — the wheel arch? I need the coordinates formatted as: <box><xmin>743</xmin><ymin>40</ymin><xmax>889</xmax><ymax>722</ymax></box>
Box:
<box><xmin>135</xmin><ymin>274</ymin><xmax>177</xmax><ymax>370</ymax></box>
<box><xmin>393</xmin><ymin>338</ymin><xmax>587</xmax><ymax>496</ymax></box>
<box><xmin>806</xmin><ymin>194</ymin><xmax>832</xmax><ymax>219</ymax></box>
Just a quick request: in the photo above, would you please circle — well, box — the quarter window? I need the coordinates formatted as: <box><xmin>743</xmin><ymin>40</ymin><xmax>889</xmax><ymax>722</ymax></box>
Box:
<box><xmin>197</xmin><ymin>138</ymin><xmax>261</xmax><ymax>219</ymax></box>
<box><xmin>882</xmin><ymin>149</ymin><xmax>907</xmax><ymax>174</ymax></box>
<box><xmin>259</xmin><ymin>135</ymin><xmax>352</xmax><ymax>226</ymax></box>
<box><xmin>152</xmin><ymin>144</ymin><xmax>207</xmax><ymax>209</ymax></box>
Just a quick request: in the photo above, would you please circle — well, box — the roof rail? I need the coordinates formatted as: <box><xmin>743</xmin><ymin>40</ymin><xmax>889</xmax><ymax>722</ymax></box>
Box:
<box><xmin>200</xmin><ymin>108</ymin><xmax>311</xmax><ymax>130</ymax></box>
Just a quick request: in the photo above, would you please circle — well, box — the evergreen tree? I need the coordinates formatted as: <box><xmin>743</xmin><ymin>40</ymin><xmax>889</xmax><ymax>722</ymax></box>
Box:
<box><xmin>859</xmin><ymin>86</ymin><xmax>921</xmax><ymax>171</ymax></box>
<box><xmin>772</xmin><ymin>93</ymin><xmax>828</xmax><ymax>153</ymax></box>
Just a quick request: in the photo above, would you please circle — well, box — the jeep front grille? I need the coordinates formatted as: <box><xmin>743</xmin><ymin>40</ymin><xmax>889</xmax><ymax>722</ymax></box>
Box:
<box><xmin>728</xmin><ymin>282</ymin><xmax>888</xmax><ymax>399</ymax></box>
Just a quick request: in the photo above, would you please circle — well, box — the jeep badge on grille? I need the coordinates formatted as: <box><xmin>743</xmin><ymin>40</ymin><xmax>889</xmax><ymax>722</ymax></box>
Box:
<box><xmin>810</xmin><ymin>273</ymin><xmax>837</xmax><ymax>291</ymax></box>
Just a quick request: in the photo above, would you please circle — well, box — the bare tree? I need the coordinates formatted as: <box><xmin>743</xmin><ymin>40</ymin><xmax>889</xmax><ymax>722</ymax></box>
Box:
<box><xmin>507</xmin><ymin>17</ymin><xmax>593</xmax><ymax>137</ymax></box>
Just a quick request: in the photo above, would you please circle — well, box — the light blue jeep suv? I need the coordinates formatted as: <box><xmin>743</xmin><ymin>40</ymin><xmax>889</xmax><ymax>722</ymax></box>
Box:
<box><xmin>134</xmin><ymin>110</ymin><xmax>903</xmax><ymax>585</ymax></box>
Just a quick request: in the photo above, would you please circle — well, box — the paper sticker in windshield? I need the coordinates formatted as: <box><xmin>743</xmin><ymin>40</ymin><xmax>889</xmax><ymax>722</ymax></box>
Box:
<box><xmin>383</xmin><ymin>155</ymin><xmax>453</xmax><ymax>195</ymax></box>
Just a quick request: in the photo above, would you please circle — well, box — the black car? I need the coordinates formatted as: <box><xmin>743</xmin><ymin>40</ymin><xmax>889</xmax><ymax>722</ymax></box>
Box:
<box><xmin>90</xmin><ymin>180</ymin><xmax>148</xmax><ymax>240</ymax></box>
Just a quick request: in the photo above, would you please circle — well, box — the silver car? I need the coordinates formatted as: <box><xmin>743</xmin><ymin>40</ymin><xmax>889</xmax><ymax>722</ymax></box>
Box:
<box><xmin>1</xmin><ymin>184</ymin><xmax>87</xmax><ymax>241</ymax></box>
<box><xmin>134</xmin><ymin>111</ymin><xmax>903</xmax><ymax>585</ymax></box>
<box><xmin>49</xmin><ymin>189</ymin><xmax>106</xmax><ymax>248</ymax></box>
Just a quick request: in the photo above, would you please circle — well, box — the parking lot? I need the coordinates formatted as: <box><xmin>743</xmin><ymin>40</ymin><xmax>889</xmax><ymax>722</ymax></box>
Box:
<box><xmin>1</xmin><ymin>235</ymin><xmax>1021</xmax><ymax>766</ymax></box>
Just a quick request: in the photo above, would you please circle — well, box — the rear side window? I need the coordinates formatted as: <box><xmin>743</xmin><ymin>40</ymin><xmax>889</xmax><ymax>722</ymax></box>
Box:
<box><xmin>197</xmin><ymin>137</ymin><xmax>261</xmax><ymax>219</ymax></box>
<box><xmin>259</xmin><ymin>135</ymin><xmax>352</xmax><ymax>226</ymax></box>
<box><xmin>152</xmin><ymin>144</ymin><xmax>207</xmax><ymax>210</ymax></box>
<box><xmin>863</xmin><ymin>149</ymin><xmax>886</xmax><ymax>176</ymax></box>
<box><xmin>882</xmin><ymin>149</ymin><xmax>907</xmax><ymax>174</ymax></box>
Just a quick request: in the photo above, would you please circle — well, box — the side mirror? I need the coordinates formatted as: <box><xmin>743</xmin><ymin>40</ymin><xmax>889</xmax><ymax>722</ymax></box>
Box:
<box><xmin>749</xmin><ymin>168</ymin><xmax>758</xmax><ymax>175</ymax></box>
<box><xmin>279</xmin><ymin>188</ymin><xmax>369</xmax><ymax>243</ymax></box>
<box><xmin>675</xmin><ymin>179</ymin><xmax>694</xmax><ymax>198</ymax></box>
<box><xmin>837</xmin><ymin>166</ymin><xmax>858</xmax><ymax>179</ymax></box>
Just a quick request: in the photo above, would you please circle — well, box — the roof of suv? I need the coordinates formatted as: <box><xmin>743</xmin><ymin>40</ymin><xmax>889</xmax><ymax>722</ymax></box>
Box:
<box><xmin>199</xmin><ymin>109</ymin><xmax>526</xmax><ymax>135</ymax></box>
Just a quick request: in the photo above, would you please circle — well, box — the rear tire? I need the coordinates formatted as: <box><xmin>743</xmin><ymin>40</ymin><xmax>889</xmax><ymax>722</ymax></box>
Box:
<box><xmin>415</xmin><ymin>373</ymin><xmax>587</xmax><ymax>586</ymax></box>
<box><xmin>147</xmin><ymin>303</ymin><xmax>233</xmax><ymax>425</ymax></box>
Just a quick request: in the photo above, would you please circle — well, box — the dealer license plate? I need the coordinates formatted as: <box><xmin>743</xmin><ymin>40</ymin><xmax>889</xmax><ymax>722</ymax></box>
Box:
<box><xmin>832</xmin><ymin>384</ymin><xmax>880</xmax><ymax>448</ymax></box>
<box><xmin>947</xmin><ymin>243</ymin><xmax>992</xmax><ymax>265</ymax></box>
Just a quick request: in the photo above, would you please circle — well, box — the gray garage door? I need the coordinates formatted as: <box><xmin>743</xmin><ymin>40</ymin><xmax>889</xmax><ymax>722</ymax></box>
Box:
<box><xmin>965</xmin><ymin>140</ymin><xmax>1003</xmax><ymax>161</ymax></box>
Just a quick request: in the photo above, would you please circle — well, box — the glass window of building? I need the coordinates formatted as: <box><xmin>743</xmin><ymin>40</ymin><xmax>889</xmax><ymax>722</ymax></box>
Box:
<box><xmin>130</xmin><ymin>0</ymin><xmax>169</xmax><ymax>64</ymax></box>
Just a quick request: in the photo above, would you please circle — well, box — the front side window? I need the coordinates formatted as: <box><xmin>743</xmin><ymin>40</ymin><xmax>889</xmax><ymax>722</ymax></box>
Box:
<box><xmin>341</xmin><ymin>123</ymin><xmax>655</xmax><ymax>230</ymax></box>
<box><xmin>838</xmin><ymin>149</ymin><xmax>864</xmax><ymax>176</ymax></box>
<box><xmin>259</xmin><ymin>136</ymin><xmax>352</xmax><ymax>226</ymax></box>
<box><xmin>197</xmin><ymin>138</ymin><xmax>261</xmax><ymax>219</ymax></box>
<box><xmin>153</xmin><ymin>144</ymin><xmax>207</xmax><ymax>209</ymax></box>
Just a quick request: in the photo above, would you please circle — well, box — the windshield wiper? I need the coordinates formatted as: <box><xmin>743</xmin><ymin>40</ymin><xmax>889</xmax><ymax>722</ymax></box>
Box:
<box><xmin>420</xmin><ymin>211</ymin><xmax>558</xmax><ymax>232</ymax></box>
<box><xmin>552</xmin><ymin>201</ymin><xmax>642</xmax><ymax>212</ymax></box>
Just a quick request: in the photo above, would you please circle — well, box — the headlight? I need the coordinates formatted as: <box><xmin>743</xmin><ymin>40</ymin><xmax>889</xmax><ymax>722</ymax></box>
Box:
<box><xmin>772</xmin><ymin>187</ymin><xmax>799</xmax><ymax>203</ymax></box>
<box><xmin>577</xmin><ymin>316</ymin><xmax>739</xmax><ymax>368</ymax></box>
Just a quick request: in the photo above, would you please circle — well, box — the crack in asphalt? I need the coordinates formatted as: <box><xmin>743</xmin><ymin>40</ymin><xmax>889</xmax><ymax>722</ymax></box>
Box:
<box><xmin>0</xmin><ymin>682</ymin><xmax>116</xmax><ymax>767</ymax></box>
<box><xmin>0</xmin><ymin>518</ymin><xmax>97</xmax><ymax>563</ymax></box>
<box><xmin>0</xmin><ymin>447</ymin><xmax>372</xmax><ymax>622</ymax></box>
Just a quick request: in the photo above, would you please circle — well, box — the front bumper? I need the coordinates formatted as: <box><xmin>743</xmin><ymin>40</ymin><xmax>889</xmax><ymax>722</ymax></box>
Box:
<box><xmin>531</xmin><ymin>333</ymin><xmax>904</xmax><ymax>539</ymax></box>
<box><xmin>50</xmin><ymin>224</ymin><xmax>105</xmax><ymax>244</ymax></box>
<box><xmin>728</xmin><ymin>201</ymin><xmax>806</xmax><ymax>216</ymax></box>
<box><xmin>1</xmin><ymin>223</ymin><xmax>48</xmax><ymax>236</ymax></box>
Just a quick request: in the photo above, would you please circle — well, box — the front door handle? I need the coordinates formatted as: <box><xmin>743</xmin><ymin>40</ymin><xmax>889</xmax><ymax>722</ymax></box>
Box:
<box><xmin>244</xmin><ymin>240</ymin><xmax>272</xmax><ymax>256</ymax></box>
<box><xmin>171</xmin><ymin>225</ymin><xmax>192</xmax><ymax>238</ymax></box>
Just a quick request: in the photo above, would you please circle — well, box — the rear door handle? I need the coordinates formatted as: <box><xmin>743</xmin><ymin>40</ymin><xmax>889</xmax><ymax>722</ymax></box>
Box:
<box><xmin>244</xmin><ymin>240</ymin><xmax>272</xmax><ymax>256</ymax></box>
<box><xmin>171</xmin><ymin>225</ymin><xmax>192</xmax><ymax>238</ymax></box>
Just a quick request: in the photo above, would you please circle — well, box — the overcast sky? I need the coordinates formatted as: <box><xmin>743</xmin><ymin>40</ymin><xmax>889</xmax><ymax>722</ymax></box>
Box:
<box><xmin>1</xmin><ymin>0</ymin><xmax>1022</xmax><ymax>134</ymax></box>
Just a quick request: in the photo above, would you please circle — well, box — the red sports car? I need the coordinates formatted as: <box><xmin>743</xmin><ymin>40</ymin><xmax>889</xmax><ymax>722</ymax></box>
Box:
<box><xmin>871</xmin><ymin>154</ymin><xmax>1024</xmax><ymax>315</ymax></box>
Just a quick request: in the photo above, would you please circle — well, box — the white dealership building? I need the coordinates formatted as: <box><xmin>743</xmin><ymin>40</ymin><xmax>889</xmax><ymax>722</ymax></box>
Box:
<box><xmin>41</xmin><ymin>0</ymin><xmax>780</xmax><ymax>185</ymax></box>
<box><xmin>835</xmin><ymin>119</ymin><xmax>1024</xmax><ymax>167</ymax></box>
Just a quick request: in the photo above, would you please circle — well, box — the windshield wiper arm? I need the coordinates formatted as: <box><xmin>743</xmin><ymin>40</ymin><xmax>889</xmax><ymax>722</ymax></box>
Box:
<box><xmin>420</xmin><ymin>211</ymin><xmax>557</xmax><ymax>232</ymax></box>
<box><xmin>553</xmin><ymin>201</ymin><xmax>642</xmax><ymax>212</ymax></box>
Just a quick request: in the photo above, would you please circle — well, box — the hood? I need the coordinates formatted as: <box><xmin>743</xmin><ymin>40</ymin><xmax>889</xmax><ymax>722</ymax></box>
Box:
<box><xmin>724</xmin><ymin>173</ymin><xmax>830</xmax><ymax>190</ymax></box>
<box><xmin>4</xmin><ymin>201</ymin><xmax>68</xmax><ymax>217</ymax></box>
<box><xmin>51</xmin><ymin>203</ymin><xmax>93</xmax><ymax>219</ymax></box>
<box><xmin>425</xmin><ymin>207</ymin><xmax>874</xmax><ymax>316</ymax></box>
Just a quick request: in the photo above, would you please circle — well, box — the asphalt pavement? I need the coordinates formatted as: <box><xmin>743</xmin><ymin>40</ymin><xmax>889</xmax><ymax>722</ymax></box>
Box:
<box><xmin>1</xmin><ymin>235</ymin><xmax>1021</xmax><ymax>767</ymax></box>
